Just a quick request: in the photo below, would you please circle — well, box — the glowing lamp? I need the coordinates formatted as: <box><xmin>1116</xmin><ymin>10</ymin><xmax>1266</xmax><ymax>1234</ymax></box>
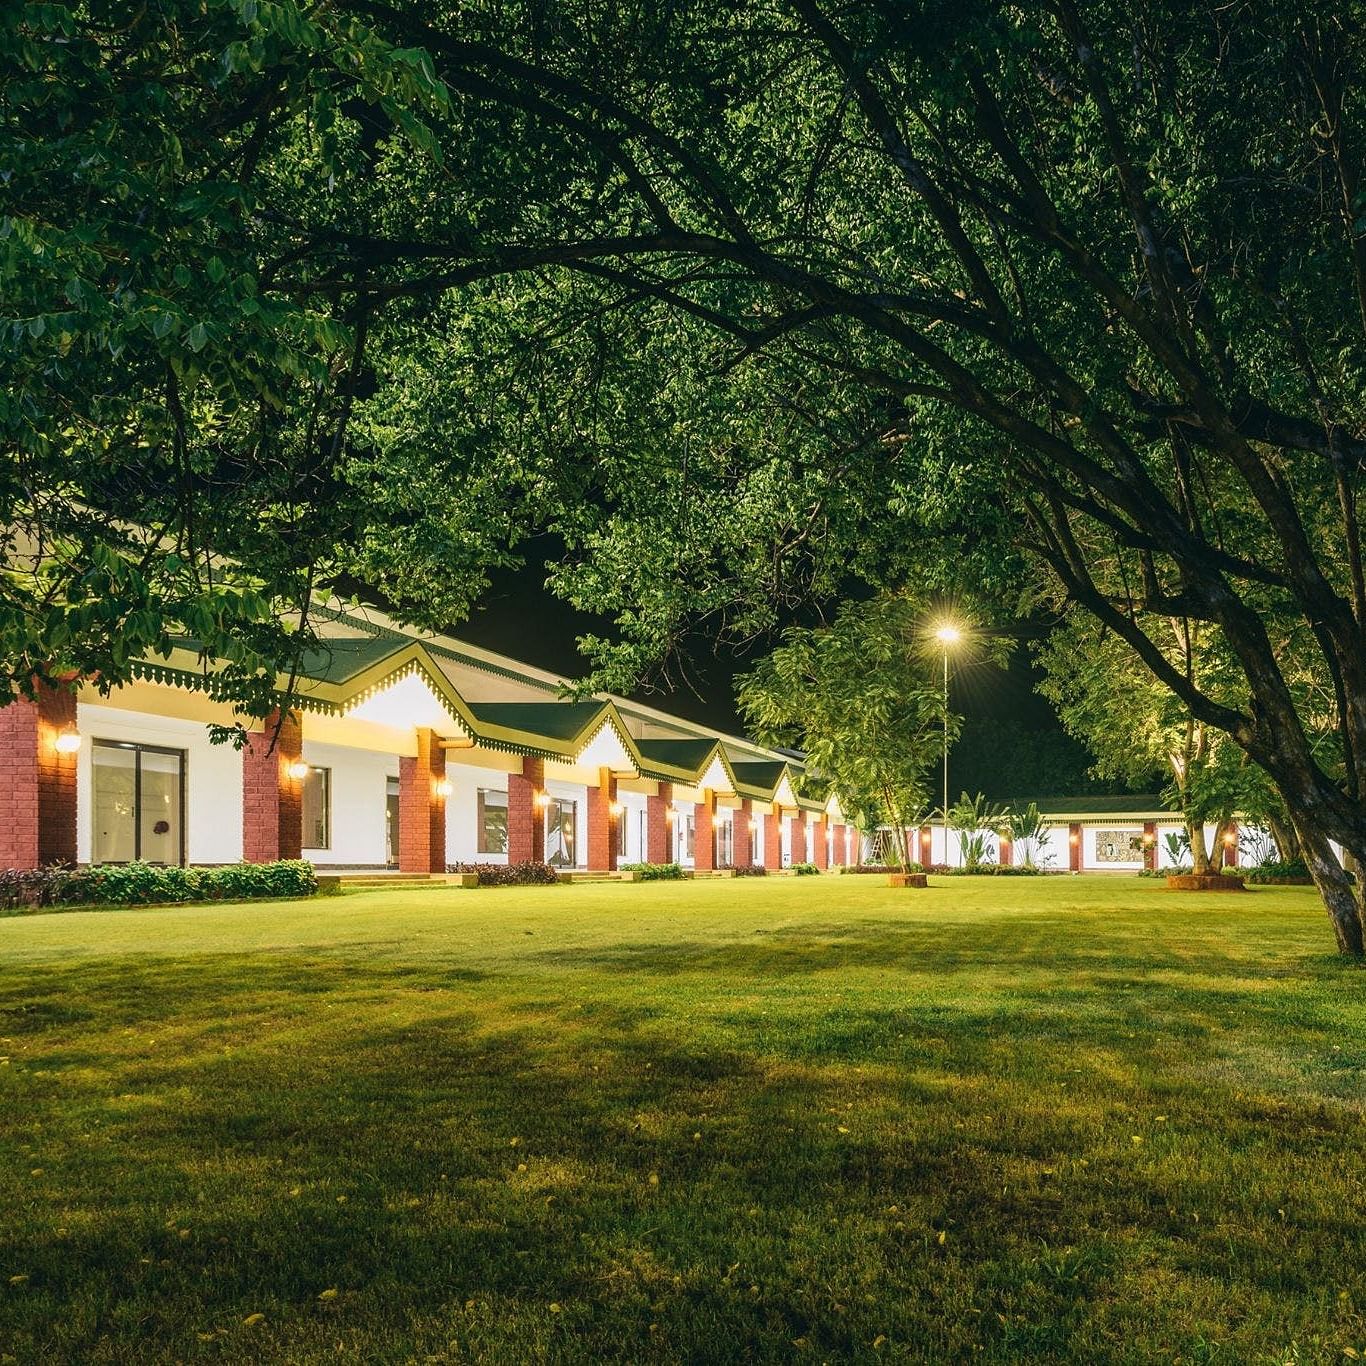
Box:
<box><xmin>533</xmin><ymin>790</ymin><xmax>551</xmax><ymax>809</ymax></box>
<box><xmin>1069</xmin><ymin>832</ymin><xmax>1079</xmax><ymax>844</ymax></box>
<box><xmin>287</xmin><ymin>759</ymin><xmax>311</xmax><ymax>782</ymax></box>
<box><xmin>433</xmin><ymin>778</ymin><xmax>453</xmax><ymax>798</ymax></box>
<box><xmin>748</xmin><ymin>818</ymin><xmax>759</xmax><ymax>832</ymax></box>
<box><xmin>609</xmin><ymin>801</ymin><xmax>623</xmax><ymax>818</ymax></box>
<box><xmin>935</xmin><ymin>624</ymin><xmax>962</xmax><ymax>645</ymax></box>
<box><xmin>1223</xmin><ymin>832</ymin><xmax>1236</xmax><ymax>846</ymax></box>
<box><xmin>53</xmin><ymin>727</ymin><xmax>81</xmax><ymax>755</ymax></box>
<box><xmin>1143</xmin><ymin>832</ymin><xmax>1155</xmax><ymax>844</ymax></box>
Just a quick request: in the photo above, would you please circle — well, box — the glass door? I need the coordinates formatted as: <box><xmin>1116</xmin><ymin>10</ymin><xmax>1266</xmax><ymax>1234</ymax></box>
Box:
<box><xmin>91</xmin><ymin>740</ymin><xmax>185</xmax><ymax>865</ymax></box>
<box><xmin>545</xmin><ymin>797</ymin><xmax>577</xmax><ymax>867</ymax></box>
<box><xmin>386</xmin><ymin>776</ymin><xmax>400</xmax><ymax>866</ymax></box>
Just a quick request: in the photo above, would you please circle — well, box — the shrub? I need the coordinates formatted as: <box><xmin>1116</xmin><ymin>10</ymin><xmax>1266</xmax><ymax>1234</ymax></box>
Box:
<box><xmin>448</xmin><ymin>861</ymin><xmax>560</xmax><ymax>886</ymax></box>
<box><xmin>200</xmin><ymin>861</ymin><xmax>317</xmax><ymax>900</ymax></box>
<box><xmin>619</xmin><ymin>862</ymin><xmax>685</xmax><ymax>881</ymax></box>
<box><xmin>791</xmin><ymin>862</ymin><xmax>820</xmax><ymax>875</ymax></box>
<box><xmin>930</xmin><ymin>864</ymin><xmax>1043</xmax><ymax>877</ymax></box>
<box><xmin>732</xmin><ymin>865</ymin><xmax>768</xmax><ymax>877</ymax></box>
<box><xmin>1245</xmin><ymin>858</ymin><xmax>1310</xmax><ymax>883</ymax></box>
<box><xmin>0</xmin><ymin>860</ymin><xmax>317</xmax><ymax>912</ymax></box>
<box><xmin>843</xmin><ymin>863</ymin><xmax>924</xmax><ymax>875</ymax></box>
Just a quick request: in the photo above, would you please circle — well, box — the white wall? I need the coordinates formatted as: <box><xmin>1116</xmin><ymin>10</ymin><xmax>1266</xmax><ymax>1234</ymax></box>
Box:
<box><xmin>300</xmin><ymin>739</ymin><xmax>396</xmax><ymax>867</ymax></box>
<box><xmin>443</xmin><ymin>763</ymin><xmax>519</xmax><ymax>865</ymax></box>
<box><xmin>76</xmin><ymin>703</ymin><xmax>245</xmax><ymax>865</ymax></box>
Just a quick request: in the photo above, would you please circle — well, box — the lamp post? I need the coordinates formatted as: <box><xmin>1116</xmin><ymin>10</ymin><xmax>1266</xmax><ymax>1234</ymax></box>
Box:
<box><xmin>934</xmin><ymin>624</ymin><xmax>961</xmax><ymax>866</ymax></box>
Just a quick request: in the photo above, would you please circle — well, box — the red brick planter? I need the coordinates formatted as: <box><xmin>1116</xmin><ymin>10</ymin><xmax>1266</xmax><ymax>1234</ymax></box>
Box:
<box><xmin>1165</xmin><ymin>874</ymin><xmax>1247</xmax><ymax>892</ymax></box>
<box><xmin>888</xmin><ymin>872</ymin><xmax>928</xmax><ymax>888</ymax></box>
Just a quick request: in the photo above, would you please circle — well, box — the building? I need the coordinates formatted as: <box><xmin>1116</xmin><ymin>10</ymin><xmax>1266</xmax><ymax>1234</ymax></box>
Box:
<box><xmin>0</xmin><ymin>600</ymin><xmax>861</xmax><ymax>875</ymax></box>
<box><xmin>911</xmin><ymin>795</ymin><xmax>1245</xmax><ymax>872</ymax></box>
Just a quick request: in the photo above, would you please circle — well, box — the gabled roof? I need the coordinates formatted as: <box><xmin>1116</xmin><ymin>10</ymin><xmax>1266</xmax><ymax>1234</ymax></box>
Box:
<box><xmin>129</xmin><ymin>614</ymin><xmax>806</xmax><ymax>786</ymax></box>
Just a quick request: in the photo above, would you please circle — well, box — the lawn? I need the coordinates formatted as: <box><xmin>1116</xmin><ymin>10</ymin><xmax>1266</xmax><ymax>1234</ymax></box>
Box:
<box><xmin>1</xmin><ymin>876</ymin><xmax>1363</xmax><ymax>1363</ymax></box>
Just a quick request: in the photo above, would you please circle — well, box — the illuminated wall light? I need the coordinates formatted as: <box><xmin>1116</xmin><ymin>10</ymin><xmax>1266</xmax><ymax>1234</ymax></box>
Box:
<box><xmin>1069</xmin><ymin>832</ymin><xmax>1080</xmax><ymax>844</ymax></box>
<box><xmin>533</xmin><ymin>790</ymin><xmax>551</xmax><ymax>809</ymax></box>
<box><xmin>287</xmin><ymin>759</ymin><xmax>311</xmax><ymax>782</ymax></box>
<box><xmin>53</xmin><ymin>727</ymin><xmax>81</xmax><ymax>755</ymax></box>
<box><xmin>1223</xmin><ymin>832</ymin><xmax>1236</xmax><ymax>846</ymax></box>
<box><xmin>433</xmin><ymin>778</ymin><xmax>453</xmax><ymax>798</ymax></box>
<box><xmin>608</xmin><ymin>801</ymin><xmax>623</xmax><ymax>818</ymax></box>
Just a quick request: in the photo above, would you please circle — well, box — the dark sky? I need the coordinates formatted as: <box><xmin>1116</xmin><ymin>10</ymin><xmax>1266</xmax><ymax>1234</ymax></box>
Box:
<box><xmin>454</xmin><ymin>545</ymin><xmax>1122</xmax><ymax>799</ymax></box>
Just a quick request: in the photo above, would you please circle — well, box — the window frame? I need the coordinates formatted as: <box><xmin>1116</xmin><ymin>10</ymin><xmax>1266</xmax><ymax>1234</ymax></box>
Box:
<box><xmin>90</xmin><ymin>738</ymin><xmax>188</xmax><ymax>866</ymax></box>
<box><xmin>302</xmin><ymin>765</ymin><xmax>331</xmax><ymax>850</ymax></box>
<box><xmin>477</xmin><ymin>787</ymin><xmax>510</xmax><ymax>855</ymax></box>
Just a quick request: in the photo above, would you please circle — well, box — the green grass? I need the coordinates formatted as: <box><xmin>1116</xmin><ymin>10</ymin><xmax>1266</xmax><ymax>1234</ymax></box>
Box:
<box><xmin>1</xmin><ymin>876</ymin><xmax>1363</xmax><ymax>1363</ymax></box>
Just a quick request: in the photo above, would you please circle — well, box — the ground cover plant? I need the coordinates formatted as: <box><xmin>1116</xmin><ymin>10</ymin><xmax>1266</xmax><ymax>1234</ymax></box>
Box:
<box><xmin>1</xmin><ymin>876</ymin><xmax>1362</xmax><ymax>1362</ymax></box>
<box><xmin>0</xmin><ymin>860</ymin><xmax>316</xmax><ymax>913</ymax></box>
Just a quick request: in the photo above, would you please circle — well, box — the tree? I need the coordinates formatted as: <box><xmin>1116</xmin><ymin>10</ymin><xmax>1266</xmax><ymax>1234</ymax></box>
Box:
<box><xmin>10</xmin><ymin>1</ymin><xmax>1366</xmax><ymax>951</ymax></box>
<box><xmin>737</xmin><ymin>594</ymin><xmax>954</xmax><ymax>868</ymax></box>
<box><xmin>1005</xmin><ymin>803</ymin><xmax>1052</xmax><ymax>871</ymax></box>
<box><xmin>1037</xmin><ymin>610</ymin><xmax>1283</xmax><ymax>873</ymax></box>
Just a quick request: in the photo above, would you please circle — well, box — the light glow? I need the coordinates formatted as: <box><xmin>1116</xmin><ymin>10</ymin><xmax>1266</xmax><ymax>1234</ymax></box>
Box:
<box><xmin>433</xmin><ymin>778</ymin><xmax>453</xmax><ymax>798</ymax></box>
<box><xmin>287</xmin><ymin>759</ymin><xmax>311</xmax><ymax>782</ymax></box>
<box><xmin>53</xmin><ymin>728</ymin><xmax>81</xmax><ymax>755</ymax></box>
<box><xmin>935</xmin><ymin>623</ymin><xmax>963</xmax><ymax>645</ymax></box>
<box><xmin>608</xmin><ymin>801</ymin><xmax>623</xmax><ymax>818</ymax></box>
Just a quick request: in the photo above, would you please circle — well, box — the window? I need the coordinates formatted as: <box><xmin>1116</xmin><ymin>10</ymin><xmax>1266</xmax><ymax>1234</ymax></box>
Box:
<box><xmin>302</xmin><ymin>766</ymin><xmax>331</xmax><ymax>849</ymax></box>
<box><xmin>545</xmin><ymin>797</ymin><xmax>577</xmax><ymax>867</ymax></box>
<box><xmin>478</xmin><ymin>788</ymin><xmax>509</xmax><ymax>854</ymax></box>
<box><xmin>91</xmin><ymin>740</ymin><xmax>185</xmax><ymax>865</ymax></box>
<box><xmin>616</xmin><ymin>803</ymin><xmax>627</xmax><ymax>858</ymax></box>
<box><xmin>715</xmin><ymin>815</ymin><xmax>734</xmax><ymax>868</ymax></box>
<box><xmin>386</xmin><ymin>776</ymin><xmax>400</xmax><ymax>866</ymax></box>
<box><xmin>674</xmin><ymin>811</ymin><xmax>695</xmax><ymax>864</ymax></box>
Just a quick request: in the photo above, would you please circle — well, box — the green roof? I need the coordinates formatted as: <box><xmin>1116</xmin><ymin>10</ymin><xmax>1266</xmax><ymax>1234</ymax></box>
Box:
<box><xmin>1015</xmin><ymin>794</ymin><xmax>1167</xmax><ymax>816</ymax></box>
<box><xmin>293</xmin><ymin>635</ymin><xmax>410</xmax><ymax>685</ymax></box>
<box><xmin>464</xmin><ymin>701</ymin><xmax>605</xmax><ymax>744</ymax></box>
<box><xmin>730</xmin><ymin>760</ymin><xmax>788</xmax><ymax>791</ymax></box>
<box><xmin>635</xmin><ymin>738</ymin><xmax>718</xmax><ymax>771</ymax></box>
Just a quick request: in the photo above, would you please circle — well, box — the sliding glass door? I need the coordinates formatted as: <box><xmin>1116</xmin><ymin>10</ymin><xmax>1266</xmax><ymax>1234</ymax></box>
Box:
<box><xmin>91</xmin><ymin>740</ymin><xmax>186</xmax><ymax>865</ymax></box>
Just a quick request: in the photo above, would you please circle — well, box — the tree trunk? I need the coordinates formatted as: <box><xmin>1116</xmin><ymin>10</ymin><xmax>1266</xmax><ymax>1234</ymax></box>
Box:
<box><xmin>1187</xmin><ymin>819</ymin><xmax>1211</xmax><ymax>875</ymax></box>
<box><xmin>1292</xmin><ymin>813</ymin><xmax>1365</xmax><ymax>957</ymax></box>
<box><xmin>1266</xmin><ymin>813</ymin><xmax>1302</xmax><ymax>863</ymax></box>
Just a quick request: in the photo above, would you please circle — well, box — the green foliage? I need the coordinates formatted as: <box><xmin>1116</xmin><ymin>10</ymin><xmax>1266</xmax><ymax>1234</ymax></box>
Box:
<box><xmin>619</xmin><ymin>862</ymin><xmax>685</xmax><ymax>881</ymax></box>
<box><xmin>738</xmin><ymin>593</ymin><xmax>972</xmax><ymax>868</ymax></box>
<box><xmin>945</xmin><ymin>791</ymin><xmax>1008</xmax><ymax>871</ymax></box>
<box><xmin>790</xmin><ymin>862</ymin><xmax>820</xmax><ymax>876</ymax></box>
<box><xmin>0</xmin><ymin>859</ymin><xmax>316</xmax><ymax>910</ymax></box>
<box><xmin>1244</xmin><ymin>860</ymin><xmax>1312</xmax><ymax>884</ymax></box>
<box><xmin>1005</xmin><ymin>802</ymin><xmax>1053</xmax><ymax>870</ymax></box>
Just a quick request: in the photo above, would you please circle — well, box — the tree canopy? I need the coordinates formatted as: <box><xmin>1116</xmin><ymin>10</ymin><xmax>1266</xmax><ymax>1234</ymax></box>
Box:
<box><xmin>7</xmin><ymin>0</ymin><xmax>1366</xmax><ymax>949</ymax></box>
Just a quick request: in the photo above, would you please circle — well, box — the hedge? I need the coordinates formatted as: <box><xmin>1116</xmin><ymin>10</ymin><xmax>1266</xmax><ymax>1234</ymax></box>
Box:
<box><xmin>619</xmin><ymin>862</ymin><xmax>685</xmax><ymax>881</ymax></box>
<box><xmin>447</xmin><ymin>861</ymin><xmax>561</xmax><ymax>886</ymax></box>
<box><xmin>0</xmin><ymin>860</ymin><xmax>317</xmax><ymax>911</ymax></box>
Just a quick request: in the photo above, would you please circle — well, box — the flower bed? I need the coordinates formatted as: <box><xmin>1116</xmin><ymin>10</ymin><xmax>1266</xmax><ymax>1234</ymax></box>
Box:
<box><xmin>447</xmin><ymin>862</ymin><xmax>560</xmax><ymax>887</ymax></box>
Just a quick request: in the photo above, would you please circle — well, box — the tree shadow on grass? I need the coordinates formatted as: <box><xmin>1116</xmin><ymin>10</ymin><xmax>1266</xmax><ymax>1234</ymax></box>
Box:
<box><xmin>1</xmin><ymin>944</ymin><xmax>1363</xmax><ymax>1363</ymax></box>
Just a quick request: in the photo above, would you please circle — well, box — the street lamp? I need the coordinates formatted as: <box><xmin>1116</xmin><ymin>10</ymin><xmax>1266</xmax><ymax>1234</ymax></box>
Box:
<box><xmin>934</xmin><ymin>624</ymin><xmax>962</xmax><ymax>867</ymax></box>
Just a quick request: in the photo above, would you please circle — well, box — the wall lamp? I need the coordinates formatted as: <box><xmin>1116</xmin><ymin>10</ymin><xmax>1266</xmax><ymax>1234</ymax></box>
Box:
<box><xmin>533</xmin><ymin>790</ymin><xmax>551</xmax><ymax>809</ymax></box>
<box><xmin>287</xmin><ymin>759</ymin><xmax>311</xmax><ymax>782</ymax></box>
<box><xmin>53</xmin><ymin>727</ymin><xmax>81</xmax><ymax>755</ymax></box>
<box><xmin>433</xmin><ymin>778</ymin><xmax>453</xmax><ymax>799</ymax></box>
<box><xmin>608</xmin><ymin>801</ymin><xmax>623</xmax><ymax>818</ymax></box>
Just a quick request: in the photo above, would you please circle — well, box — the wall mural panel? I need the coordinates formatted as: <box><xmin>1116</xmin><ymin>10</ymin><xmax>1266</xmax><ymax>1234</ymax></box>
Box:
<box><xmin>1094</xmin><ymin>829</ymin><xmax>1145</xmax><ymax>864</ymax></box>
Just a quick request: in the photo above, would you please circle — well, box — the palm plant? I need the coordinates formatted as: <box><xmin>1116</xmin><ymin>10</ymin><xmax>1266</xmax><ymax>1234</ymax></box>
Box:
<box><xmin>945</xmin><ymin>791</ymin><xmax>1008</xmax><ymax>871</ymax></box>
<box><xmin>1005</xmin><ymin>802</ymin><xmax>1051</xmax><ymax>870</ymax></box>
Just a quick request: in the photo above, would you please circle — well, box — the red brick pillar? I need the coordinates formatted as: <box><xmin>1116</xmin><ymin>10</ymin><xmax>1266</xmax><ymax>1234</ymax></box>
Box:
<box><xmin>398</xmin><ymin>727</ymin><xmax>446</xmax><ymax>873</ymax></box>
<box><xmin>763</xmin><ymin>809</ymin><xmax>780</xmax><ymax>869</ymax></box>
<box><xmin>812</xmin><ymin>817</ymin><xmax>828</xmax><ymax>869</ymax></box>
<box><xmin>587</xmin><ymin>767</ymin><xmax>619</xmax><ymax>872</ymax></box>
<box><xmin>918</xmin><ymin>825</ymin><xmax>932</xmax><ymax>868</ymax></box>
<box><xmin>734</xmin><ymin>799</ymin><xmax>754</xmax><ymax>870</ymax></box>
<box><xmin>646</xmin><ymin>782</ymin><xmax>671</xmax><ymax>864</ymax></box>
<box><xmin>0</xmin><ymin>683</ymin><xmax>78</xmax><ymax>869</ymax></box>
<box><xmin>1068</xmin><ymin>822</ymin><xmax>1082</xmax><ymax>872</ymax></box>
<box><xmin>997</xmin><ymin>836</ymin><xmax>1013</xmax><ymax>868</ymax></box>
<box><xmin>790</xmin><ymin>816</ymin><xmax>807</xmax><ymax>865</ymax></box>
<box><xmin>1143</xmin><ymin>820</ymin><xmax>1157</xmax><ymax>871</ymax></box>
<box><xmin>694</xmin><ymin>791</ymin><xmax>715</xmax><ymax>871</ymax></box>
<box><xmin>1222</xmin><ymin>822</ymin><xmax>1238</xmax><ymax>868</ymax></box>
<box><xmin>829</xmin><ymin>823</ymin><xmax>843</xmax><ymax>867</ymax></box>
<box><xmin>508</xmin><ymin>755</ymin><xmax>544</xmax><ymax>864</ymax></box>
<box><xmin>242</xmin><ymin>709</ymin><xmax>303</xmax><ymax>864</ymax></box>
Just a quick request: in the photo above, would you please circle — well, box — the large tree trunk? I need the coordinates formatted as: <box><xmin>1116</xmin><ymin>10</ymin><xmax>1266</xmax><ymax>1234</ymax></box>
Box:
<box><xmin>1187</xmin><ymin>819</ymin><xmax>1212</xmax><ymax>875</ymax></box>
<box><xmin>1292</xmin><ymin>813</ymin><xmax>1365</xmax><ymax>957</ymax></box>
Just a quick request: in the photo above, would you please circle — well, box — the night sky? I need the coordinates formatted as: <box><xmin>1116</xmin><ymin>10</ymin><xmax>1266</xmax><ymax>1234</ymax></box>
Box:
<box><xmin>454</xmin><ymin>545</ymin><xmax>1125</xmax><ymax>801</ymax></box>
